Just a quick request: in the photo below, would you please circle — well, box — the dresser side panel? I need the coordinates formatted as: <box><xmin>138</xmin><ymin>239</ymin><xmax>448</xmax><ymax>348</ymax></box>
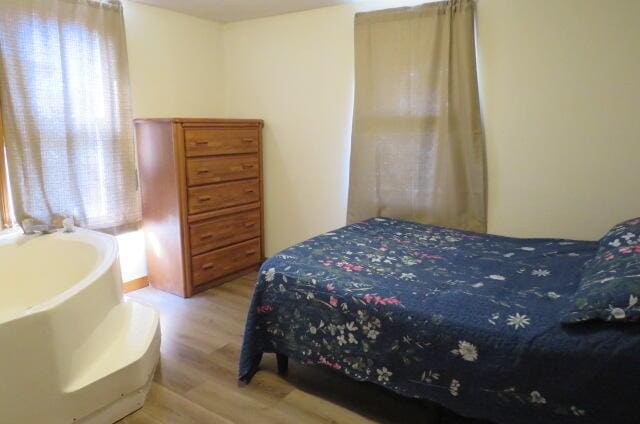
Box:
<box><xmin>135</xmin><ymin>120</ymin><xmax>186</xmax><ymax>297</ymax></box>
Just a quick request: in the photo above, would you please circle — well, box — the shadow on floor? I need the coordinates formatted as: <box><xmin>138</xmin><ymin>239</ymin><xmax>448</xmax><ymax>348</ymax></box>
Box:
<box><xmin>257</xmin><ymin>352</ymin><xmax>491</xmax><ymax>424</ymax></box>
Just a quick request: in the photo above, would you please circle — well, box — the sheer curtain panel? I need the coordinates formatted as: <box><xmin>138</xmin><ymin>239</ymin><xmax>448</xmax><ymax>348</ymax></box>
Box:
<box><xmin>347</xmin><ymin>0</ymin><xmax>486</xmax><ymax>232</ymax></box>
<box><xmin>0</xmin><ymin>0</ymin><xmax>140</xmax><ymax>230</ymax></box>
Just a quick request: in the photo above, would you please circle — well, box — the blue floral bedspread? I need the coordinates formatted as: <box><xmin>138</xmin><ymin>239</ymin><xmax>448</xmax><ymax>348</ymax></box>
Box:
<box><xmin>239</xmin><ymin>218</ymin><xmax>640</xmax><ymax>424</ymax></box>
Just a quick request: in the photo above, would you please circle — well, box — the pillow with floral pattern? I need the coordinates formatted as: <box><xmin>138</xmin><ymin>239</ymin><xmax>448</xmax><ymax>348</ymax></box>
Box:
<box><xmin>562</xmin><ymin>217</ymin><xmax>640</xmax><ymax>323</ymax></box>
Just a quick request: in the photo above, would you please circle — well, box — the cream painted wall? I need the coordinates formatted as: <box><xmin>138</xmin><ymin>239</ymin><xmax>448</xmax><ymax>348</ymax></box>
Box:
<box><xmin>120</xmin><ymin>1</ymin><xmax>226</xmax><ymax>280</ymax></box>
<box><xmin>119</xmin><ymin>0</ymin><xmax>640</xmax><ymax>265</ymax></box>
<box><xmin>477</xmin><ymin>0</ymin><xmax>640</xmax><ymax>240</ymax></box>
<box><xmin>222</xmin><ymin>0</ymin><xmax>426</xmax><ymax>255</ymax></box>
<box><xmin>223</xmin><ymin>0</ymin><xmax>640</xmax><ymax>256</ymax></box>
<box><xmin>123</xmin><ymin>0</ymin><xmax>225</xmax><ymax>118</ymax></box>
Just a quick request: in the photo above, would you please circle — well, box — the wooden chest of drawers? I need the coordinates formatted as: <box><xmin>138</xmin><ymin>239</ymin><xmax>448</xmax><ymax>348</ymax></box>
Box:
<box><xmin>134</xmin><ymin>118</ymin><xmax>264</xmax><ymax>297</ymax></box>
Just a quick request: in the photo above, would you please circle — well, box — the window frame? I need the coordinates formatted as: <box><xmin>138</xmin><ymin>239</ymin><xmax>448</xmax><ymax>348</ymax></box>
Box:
<box><xmin>0</xmin><ymin>105</ymin><xmax>12</xmax><ymax>228</ymax></box>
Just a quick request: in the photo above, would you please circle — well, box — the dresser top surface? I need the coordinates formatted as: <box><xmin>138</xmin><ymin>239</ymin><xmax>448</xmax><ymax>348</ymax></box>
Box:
<box><xmin>134</xmin><ymin>118</ymin><xmax>264</xmax><ymax>128</ymax></box>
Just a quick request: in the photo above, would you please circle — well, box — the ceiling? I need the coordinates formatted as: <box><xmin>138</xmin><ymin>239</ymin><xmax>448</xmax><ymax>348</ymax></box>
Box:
<box><xmin>130</xmin><ymin>0</ymin><xmax>366</xmax><ymax>23</ymax></box>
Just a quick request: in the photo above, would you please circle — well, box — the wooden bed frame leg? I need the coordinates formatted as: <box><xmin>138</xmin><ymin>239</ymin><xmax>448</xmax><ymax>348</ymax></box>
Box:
<box><xmin>276</xmin><ymin>353</ymin><xmax>288</xmax><ymax>375</ymax></box>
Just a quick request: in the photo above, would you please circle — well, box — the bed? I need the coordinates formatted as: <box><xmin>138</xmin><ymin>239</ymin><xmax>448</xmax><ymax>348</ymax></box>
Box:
<box><xmin>239</xmin><ymin>217</ymin><xmax>640</xmax><ymax>424</ymax></box>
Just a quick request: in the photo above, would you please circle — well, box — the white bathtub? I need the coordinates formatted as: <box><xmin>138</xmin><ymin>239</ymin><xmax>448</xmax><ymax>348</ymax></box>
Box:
<box><xmin>0</xmin><ymin>228</ymin><xmax>160</xmax><ymax>423</ymax></box>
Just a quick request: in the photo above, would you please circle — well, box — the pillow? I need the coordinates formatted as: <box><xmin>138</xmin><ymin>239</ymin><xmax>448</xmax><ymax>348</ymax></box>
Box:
<box><xmin>562</xmin><ymin>217</ymin><xmax>640</xmax><ymax>323</ymax></box>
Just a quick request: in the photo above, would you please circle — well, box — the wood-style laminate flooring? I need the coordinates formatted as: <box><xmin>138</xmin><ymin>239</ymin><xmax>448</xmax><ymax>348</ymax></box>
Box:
<box><xmin>120</xmin><ymin>273</ymin><xmax>479</xmax><ymax>424</ymax></box>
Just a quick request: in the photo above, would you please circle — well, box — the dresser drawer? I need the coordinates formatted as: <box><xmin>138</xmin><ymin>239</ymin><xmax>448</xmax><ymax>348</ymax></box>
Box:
<box><xmin>185</xmin><ymin>128</ymin><xmax>259</xmax><ymax>157</ymax></box>
<box><xmin>191</xmin><ymin>238</ymin><xmax>261</xmax><ymax>286</ymax></box>
<box><xmin>187</xmin><ymin>155</ymin><xmax>259</xmax><ymax>186</ymax></box>
<box><xmin>190</xmin><ymin>209</ymin><xmax>261</xmax><ymax>255</ymax></box>
<box><xmin>188</xmin><ymin>179</ymin><xmax>259</xmax><ymax>214</ymax></box>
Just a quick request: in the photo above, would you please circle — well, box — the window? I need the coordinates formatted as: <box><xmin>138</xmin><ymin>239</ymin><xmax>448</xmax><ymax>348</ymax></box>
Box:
<box><xmin>347</xmin><ymin>1</ymin><xmax>486</xmax><ymax>232</ymax></box>
<box><xmin>0</xmin><ymin>0</ymin><xmax>139</xmax><ymax>231</ymax></box>
<box><xmin>0</xmin><ymin>108</ymin><xmax>12</xmax><ymax>229</ymax></box>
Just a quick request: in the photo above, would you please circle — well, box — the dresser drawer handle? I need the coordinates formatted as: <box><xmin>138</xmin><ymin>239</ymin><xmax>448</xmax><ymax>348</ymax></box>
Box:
<box><xmin>244</xmin><ymin>188</ymin><xmax>255</xmax><ymax>194</ymax></box>
<box><xmin>202</xmin><ymin>262</ymin><xmax>214</xmax><ymax>270</ymax></box>
<box><xmin>197</xmin><ymin>167</ymin><xmax>210</xmax><ymax>175</ymax></box>
<box><xmin>244</xmin><ymin>221</ymin><xmax>257</xmax><ymax>228</ymax></box>
<box><xmin>242</xmin><ymin>138</ymin><xmax>254</xmax><ymax>143</ymax></box>
<box><xmin>200</xmin><ymin>233</ymin><xmax>213</xmax><ymax>240</ymax></box>
<box><xmin>245</xmin><ymin>249</ymin><xmax>257</xmax><ymax>256</ymax></box>
<box><xmin>242</xmin><ymin>163</ymin><xmax>256</xmax><ymax>169</ymax></box>
<box><xmin>197</xmin><ymin>195</ymin><xmax>211</xmax><ymax>202</ymax></box>
<box><xmin>194</xmin><ymin>140</ymin><xmax>209</xmax><ymax>146</ymax></box>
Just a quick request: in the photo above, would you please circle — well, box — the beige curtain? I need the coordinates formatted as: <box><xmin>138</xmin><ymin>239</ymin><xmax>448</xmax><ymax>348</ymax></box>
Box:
<box><xmin>0</xmin><ymin>0</ymin><xmax>140</xmax><ymax>230</ymax></box>
<box><xmin>347</xmin><ymin>0</ymin><xmax>486</xmax><ymax>232</ymax></box>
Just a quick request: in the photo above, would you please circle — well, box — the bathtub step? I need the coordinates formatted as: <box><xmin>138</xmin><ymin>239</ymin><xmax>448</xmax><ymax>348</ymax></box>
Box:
<box><xmin>64</xmin><ymin>299</ymin><xmax>160</xmax><ymax>394</ymax></box>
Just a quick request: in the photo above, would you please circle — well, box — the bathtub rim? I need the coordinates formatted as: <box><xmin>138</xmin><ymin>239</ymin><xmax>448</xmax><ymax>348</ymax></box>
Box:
<box><xmin>0</xmin><ymin>227</ymin><xmax>119</xmax><ymax>325</ymax></box>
